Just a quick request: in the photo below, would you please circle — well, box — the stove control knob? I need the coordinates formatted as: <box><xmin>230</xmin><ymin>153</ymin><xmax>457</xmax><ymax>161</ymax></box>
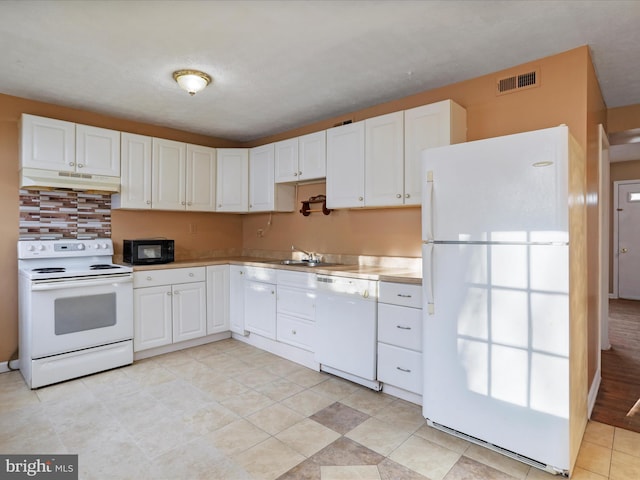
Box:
<box><xmin>77</xmin><ymin>243</ymin><xmax>85</xmax><ymax>250</ymax></box>
<box><xmin>38</xmin><ymin>245</ymin><xmax>46</xmax><ymax>251</ymax></box>
<box><xmin>27</xmin><ymin>245</ymin><xmax>35</xmax><ymax>252</ymax></box>
<box><xmin>101</xmin><ymin>243</ymin><xmax>109</xmax><ymax>249</ymax></box>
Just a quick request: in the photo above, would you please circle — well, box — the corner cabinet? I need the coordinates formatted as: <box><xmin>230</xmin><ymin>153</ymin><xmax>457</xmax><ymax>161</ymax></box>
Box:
<box><xmin>216</xmin><ymin>148</ymin><xmax>249</xmax><ymax>212</ymax></box>
<box><xmin>206</xmin><ymin>265</ymin><xmax>230</xmax><ymax>334</ymax></box>
<box><xmin>249</xmin><ymin>144</ymin><xmax>295</xmax><ymax>212</ymax></box>
<box><xmin>21</xmin><ymin>114</ymin><xmax>120</xmax><ymax>177</ymax></box>
<box><xmin>133</xmin><ymin>268</ymin><xmax>207</xmax><ymax>352</ymax></box>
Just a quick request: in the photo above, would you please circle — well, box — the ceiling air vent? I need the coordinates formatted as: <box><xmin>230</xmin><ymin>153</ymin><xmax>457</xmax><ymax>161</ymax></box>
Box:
<box><xmin>496</xmin><ymin>68</ymin><xmax>540</xmax><ymax>95</ymax></box>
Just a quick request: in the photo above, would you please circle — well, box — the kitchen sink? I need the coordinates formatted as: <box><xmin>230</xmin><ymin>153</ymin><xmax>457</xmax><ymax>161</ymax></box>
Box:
<box><xmin>266</xmin><ymin>259</ymin><xmax>341</xmax><ymax>267</ymax></box>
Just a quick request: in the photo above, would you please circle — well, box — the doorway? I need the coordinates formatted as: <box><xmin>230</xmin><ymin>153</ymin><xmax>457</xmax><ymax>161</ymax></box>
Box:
<box><xmin>614</xmin><ymin>180</ymin><xmax>640</xmax><ymax>300</ymax></box>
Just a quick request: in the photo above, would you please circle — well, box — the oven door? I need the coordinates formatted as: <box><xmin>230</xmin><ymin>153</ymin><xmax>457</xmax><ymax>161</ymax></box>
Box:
<box><xmin>29</xmin><ymin>274</ymin><xmax>133</xmax><ymax>358</ymax></box>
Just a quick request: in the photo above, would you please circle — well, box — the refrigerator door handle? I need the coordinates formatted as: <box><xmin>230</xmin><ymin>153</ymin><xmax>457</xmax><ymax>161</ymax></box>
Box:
<box><xmin>423</xmin><ymin>243</ymin><xmax>435</xmax><ymax>315</ymax></box>
<box><xmin>424</xmin><ymin>170</ymin><xmax>434</xmax><ymax>242</ymax></box>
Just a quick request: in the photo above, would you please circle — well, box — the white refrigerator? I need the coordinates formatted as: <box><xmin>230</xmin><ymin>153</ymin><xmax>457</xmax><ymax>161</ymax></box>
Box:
<box><xmin>421</xmin><ymin>126</ymin><xmax>575</xmax><ymax>474</ymax></box>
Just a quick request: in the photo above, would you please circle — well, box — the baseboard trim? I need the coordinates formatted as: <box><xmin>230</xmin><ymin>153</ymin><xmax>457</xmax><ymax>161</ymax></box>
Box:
<box><xmin>0</xmin><ymin>360</ymin><xmax>20</xmax><ymax>374</ymax></box>
<box><xmin>588</xmin><ymin>369</ymin><xmax>602</xmax><ymax>418</ymax></box>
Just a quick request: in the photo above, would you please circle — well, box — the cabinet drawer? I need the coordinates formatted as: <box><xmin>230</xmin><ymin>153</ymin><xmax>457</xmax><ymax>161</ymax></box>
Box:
<box><xmin>377</xmin><ymin>343</ymin><xmax>422</xmax><ymax>394</ymax></box>
<box><xmin>379</xmin><ymin>282</ymin><xmax>422</xmax><ymax>308</ymax></box>
<box><xmin>277</xmin><ymin>285</ymin><xmax>315</xmax><ymax>320</ymax></box>
<box><xmin>245</xmin><ymin>266</ymin><xmax>277</xmax><ymax>283</ymax></box>
<box><xmin>133</xmin><ymin>267</ymin><xmax>205</xmax><ymax>288</ymax></box>
<box><xmin>378</xmin><ymin>304</ymin><xmax>422</xmax><ymax>351</ymax></box>
<box><xmin>277</xmin><ymin>314</ymin><xmax>315</xmax><ymax>351</ymax></box>
<box><xmin>276</xmin><ymin>269</ymin><xmax>317</xmax><ymax>288</ymax></box>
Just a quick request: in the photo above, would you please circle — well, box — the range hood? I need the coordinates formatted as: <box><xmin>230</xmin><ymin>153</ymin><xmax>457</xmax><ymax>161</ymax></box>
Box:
<box><xmin>20</xmin><ymin>167</ymin><xmax>120</xmax><ymax>193</ymax></box>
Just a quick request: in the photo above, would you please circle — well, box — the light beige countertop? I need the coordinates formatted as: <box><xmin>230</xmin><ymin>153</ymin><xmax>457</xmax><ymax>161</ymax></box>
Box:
<box><xmin>126</xmin><ymin>256</ymin><xmax>422</xmax><ymax>285</ymax></box>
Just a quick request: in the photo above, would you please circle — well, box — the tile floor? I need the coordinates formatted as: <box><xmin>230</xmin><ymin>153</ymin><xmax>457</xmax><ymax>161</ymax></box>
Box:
<box><xmin>1</xmin><ymin>338</ymin><xmax>639</xmax><ymax>479</ymax></box>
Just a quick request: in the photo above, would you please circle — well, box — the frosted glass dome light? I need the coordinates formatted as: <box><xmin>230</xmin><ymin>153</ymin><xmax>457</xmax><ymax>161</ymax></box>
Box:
<box><xmin>173</xmin><ymin>70</ymin><xmax>212</xmax><ymax>96</ymax></box>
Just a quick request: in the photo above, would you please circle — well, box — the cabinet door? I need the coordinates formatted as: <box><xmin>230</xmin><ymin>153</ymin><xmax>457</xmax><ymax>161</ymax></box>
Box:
<box><xmin>134</xmin><ymin>285</ymin><xmax>172</xmax><ymax>351</ymax></box>
<box><xmin>76</xmin><ymin>124</ymin><xmax>121</xmax><ymax>176</ymax></box>
<box><xmin>365</xmin><ymin>112</ymin><xmax>404</xmax><ymax>207</ymax></box>
<box><xmin>244</xmin><ymin>280</ymin><xmax>276</xmax><ymax>339</ymax></box>
<box><xmin>229</xmin><ymin>265</ymin><xmax>246</xmax><ymax>335</ymax></box>
<box><xmin>152</xmin><ymin>138</ymin><xmax>186</xmax><ymax>211</ymax></box>
<box><xmin>326</xmin><ymin>121</ymin><xmax>365</xmax><ymax>208</ymax></box>
<box><xmin>404</xmin><ymin>100</ymin><xmax>467</xmax><ymax>205</ymax></box>
<box><xmin>249</xmin><ymin>144</ymin><xmax>275</xmax><ymax>212</ymax></box>
<box><xmin>186</xmin><ymin>144</ymin><xmax>216</xmax><ymax>211</ymax></box>
<box><xmin>274</xmin><ymin>138</ymin><xmax>299</xmax><ymax>183</ymax></box>
<box><xmin>207</xmin><ymin>265</ymin><xmax>230</xmax><ymax>334</ymax></box>
<box><xmin>298</xmin><ymin>130</ymin><xmax>326</xmax><ymax>181</ymax></box>
<box><xmin>216</xmin><ymin>149</ymin><xmax>249</xmax><ymax>212</ymax></box>
<box><xmin>116</xmin><ymin>133</ymin><xmax>152</xmax><ymax>209</ymax></box>
<box><xmin>20</xmin><ymin>114</ymin><xmax>75</xmax><ymax>172</ymax></box>
<box><xmin>172</xmin><ymin>281</ymin><xmax>207</xmax><ymax>343</ymax></box>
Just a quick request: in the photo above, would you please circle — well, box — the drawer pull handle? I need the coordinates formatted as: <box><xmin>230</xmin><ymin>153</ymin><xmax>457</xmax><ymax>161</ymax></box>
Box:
<box><xmin>397</xmin><ymin>294</ymin><xmax>412</xmax><ymax>298</ymax></box>
<box><xmin>189</xmin><ymin>273</ymin><xmax>194</xmax><ymax>277</ymax></box>
<box><xmin>396</xmin><ymin>367</ymin><xmax>411</xmax><ymax>373</ymax></box>
<box><xmin>146</xmin><ymin>276</ymin><xmax>152</xmax><ymax>281</ymax></box>
<box><xmin>396</xmin><ymin>325</ymin><xmax>411</xmax><ymax>330</ymax></box>
<box><xmin>292</xmin><ymin>330</ymin><xmax>297</xmax><ymax>335</ymax></box>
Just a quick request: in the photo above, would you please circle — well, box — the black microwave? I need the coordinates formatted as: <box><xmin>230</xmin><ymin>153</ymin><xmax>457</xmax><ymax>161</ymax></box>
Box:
<box><xmin>123</xmin><ymin>239</ymin><xmax>174</xmax><ymax>265</ymax></box>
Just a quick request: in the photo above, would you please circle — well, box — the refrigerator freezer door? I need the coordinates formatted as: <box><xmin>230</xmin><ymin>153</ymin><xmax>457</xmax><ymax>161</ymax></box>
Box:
<box><xmin>422</xmin><ymin>243</ymin><xmax>570</xmax><ymax>470</ymax></box>
<box><xmin>422</xmin><ymin>126</ymin><xmax>569</xmax><ymax>244</ymax></box>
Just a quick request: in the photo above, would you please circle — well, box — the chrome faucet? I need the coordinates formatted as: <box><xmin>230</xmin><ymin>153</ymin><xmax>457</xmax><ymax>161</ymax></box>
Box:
<box><xmin>291</xmin><ymin>245</ymin><xmax>318</xmax><ymax>262</ymax></box>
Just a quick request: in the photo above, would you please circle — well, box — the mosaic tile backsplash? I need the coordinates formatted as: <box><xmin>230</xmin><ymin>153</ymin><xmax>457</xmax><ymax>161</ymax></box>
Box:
<box><xmin>19</xmin><ymin>189</ymin><xmax>112</xmax><ymax>239</ymax></box>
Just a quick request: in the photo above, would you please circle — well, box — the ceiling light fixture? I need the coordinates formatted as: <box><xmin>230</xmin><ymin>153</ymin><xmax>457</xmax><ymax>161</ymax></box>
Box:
<box><xmin>172</xmin><ymin>69</ymin><xmax>212</xmax><ymax>96</ymax></box>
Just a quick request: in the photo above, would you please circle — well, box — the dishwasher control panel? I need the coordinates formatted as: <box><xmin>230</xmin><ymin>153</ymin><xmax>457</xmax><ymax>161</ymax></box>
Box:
<box><xmin>316</xmin><ymin>275</ymin><xmax>378</xmax><ymax>299</ymax></box>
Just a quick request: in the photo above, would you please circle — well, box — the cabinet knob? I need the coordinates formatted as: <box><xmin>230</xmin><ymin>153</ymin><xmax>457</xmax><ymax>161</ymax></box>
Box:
<box><xmin>69</xmin><ymin>162</ymin><xmax>75</xmax><ymax>167</ymax></box>
<box><xmin>146</xmin><ymin>276</ymin><xmax>152</xmax><ymax>281</ymax></box>
<box><xmin>167</xmin><ymin>291</ymin><xmax>172</xmax><ymax>296</ymax></box>
<box><xmin>271</xmin><ymin>290</ymin><xmax>275</xmax><ymax>295</ymax></box>
<box><xmin>189</xmin><ymin>273</ymin><xmax>194</xmax><ymax>277</ymax></box>
<box><xmin>621</xmin><ymin>248</ymin><xmax>629</xmax><ymax>253</ymax></box>
<box><xmin>77</xmin><ymin>163</ymin><xmax>84</xmax><ymax>168</ymax></box>
<box><xmin>298</xmin><ymin>171</ymin><xmax>302</xmax><ymax>176</ymax></box>
<box><xmin>292</xmin><ymin>329</ymin><xmax>297</xmax><ymax>335</ymax></box>
<box><xmin>146</xmin><ymin>200</ymin><xmax>151</xmax><ymax>205</ymax></box>
<box><xmin>187</xmin><ymin>201</ymin><xmax>192</xmax><ymax>206</ymax></box>
<box><xmin>181</xmin><ymin>201</ymin><xmax>186</xmax><ymax>205</ymax></box>
<box><xmin>358</xmin><ymin>196</ymin><xmax>363</xmax><ymax>201</ymax></box>
<box><xmin>294</xmin><ymin>172</ymin><xmax>298</xmax><ymax>176</ymax></box>
<box><xmin>396</xmin><ymin>194</ymin><xmax>402</xmax><ymax>199</ymax></box>
<box><xmin>405</xmin><ymin>194</ymin><xmax>410</xmax><ymax>199</ymax></box>
<box><xmin>218</xmin><ymin>204</ymin><xmax>222</xmax><ymax>208</ymax></box>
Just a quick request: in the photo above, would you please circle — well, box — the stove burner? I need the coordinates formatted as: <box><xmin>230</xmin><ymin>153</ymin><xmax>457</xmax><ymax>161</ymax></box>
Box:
<box><xmin>90</xmin><ymin>264</ymin><xmax>121</xmax><ymax>270</ymax></box>
<box><xmin>33</xmin><ymin>267</ymin><xmax>66</xmax><ymax>273</ymax></box>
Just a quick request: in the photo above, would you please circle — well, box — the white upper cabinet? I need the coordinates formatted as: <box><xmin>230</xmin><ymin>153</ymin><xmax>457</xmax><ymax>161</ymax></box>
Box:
<box><xmin>152</xmin><ymin>138</ymin><xmax>187</xmax><ymax>211</ymax></box>
<box><xmin>250</xmin><ymin>144</ymin><xmax>295</xmax><ymax>213</ymax></box>
<box><xmin>114</xmin><ymin>133</ymin><xmax>152</xmax><ymax>209</ymax></box>
<box><xmin>249</xmin><ymin>144</ymin><xmax>275</xmax><ymax>212</ymax></box>
<box><xmin>326</xmin><ymin>121</ymin><xmax>365</xmax><ymax>209</ymax></box>
<box><xmin>75</xmin><ymin>124</ymin><xmax>121</xmax><ymax>176</ymax></box>
<box><xmin>216</xmin><ymin>148</ymin><xmax>249</xmax><ymax>212</ymax></box>
<box><xmin>404</xmin><ymin>100</ymin><xmax>467</xmax><ymax>205</ymax></box>
<box><xmin>275</xmin><ymin>131</ymin><xmax>326</xmax><ymax>183</ymax></box>
<box><xmin>186</xmin><ymin>144</ymin><xmax>217</xmax><ymax>211</ymax></box>
<box><xmin>365</xmin><ymin>111</ymin><xmax>404</xmax><ymax>207</ymax></box>
<box><xmin>325</xmin><ymin>100</ymin><xmax>467</xmax><ymax>209</ymax></box>
<box><xmin>274</xmin><ymin>138</ymin><xmax>299</xmax><ymax>183</ymax></box>
<box><xmin>21</xmin><ymin>114</ymin><xmax>120</xmax><ymax>177</ymax></box>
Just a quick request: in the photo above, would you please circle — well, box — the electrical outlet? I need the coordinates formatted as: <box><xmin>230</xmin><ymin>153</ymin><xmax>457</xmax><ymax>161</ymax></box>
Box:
<box><xmin>189</xmin><ymin>223</ymin><xmax>197</xmax><ymax>234</ymax></box>
<box><xmin>257</xmin><ymin>229</ymin><xmax>264</xmax><ymax>237</ymax></box>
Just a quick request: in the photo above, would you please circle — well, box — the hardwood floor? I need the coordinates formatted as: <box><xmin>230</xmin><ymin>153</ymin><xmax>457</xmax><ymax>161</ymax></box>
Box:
<box><xmin>591</xmin><ymin>299</ymin><xmax>640</xmax><ymax>433</ymax></box>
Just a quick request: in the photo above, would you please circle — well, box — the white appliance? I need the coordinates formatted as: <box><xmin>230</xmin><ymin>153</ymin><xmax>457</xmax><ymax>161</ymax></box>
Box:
<box><xmin>315</xmin><ymin>274</ymin><xmax>381</xmax><ymax>390</ymax></box>
<box><xmin>422</xmin><ymin>126</ymin><xmax>576</xmax><ymax>475</ymax></box>
<box><xmin>18</xmin><ymin>238</ymin><xmax>134</xmax><ymax>388</ymax></box>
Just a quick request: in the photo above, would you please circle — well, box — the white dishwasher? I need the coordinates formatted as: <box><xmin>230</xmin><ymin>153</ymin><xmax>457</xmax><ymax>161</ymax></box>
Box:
<box><xmin>315</xmin><ymin>274</ymin><xmax>380</xmax><ymax>390</ymax></box>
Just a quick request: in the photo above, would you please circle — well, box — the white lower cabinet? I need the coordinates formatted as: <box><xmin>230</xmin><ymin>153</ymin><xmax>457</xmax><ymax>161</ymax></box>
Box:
<box><xmin>377</xmin><ymin>281</ymin><xmax>423</xmax><ymax>394</ymax></box>
<box><xmin>229</xmin><ymin>265</ymin><xmax>246</xmax><ymax>335</ymax></box>
<box><xmin>206</xmin><ymin>265</ymin><xmax>229</xmax><ymax>334</ymax></box>
<box><xmin>276</xmin><ymin>270</ymin><xmax>316</xmax><ymax>352</ymax></box>
<box><xmin>244</xmin><ymin>267</ymin><xmax>277</xmax><ymax>339</ymax></box>
<box><xmin>133</xmin><ymin>267</ymin><xmax>206</xmax><ymax>352</ymax></box>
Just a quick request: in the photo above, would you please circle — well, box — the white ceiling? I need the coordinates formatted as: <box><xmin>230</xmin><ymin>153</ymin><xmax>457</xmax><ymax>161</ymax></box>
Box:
<box><xmin>0</xmin><ymin>0</ymin><xmax>639</xmax><ymax>145</ymax></box>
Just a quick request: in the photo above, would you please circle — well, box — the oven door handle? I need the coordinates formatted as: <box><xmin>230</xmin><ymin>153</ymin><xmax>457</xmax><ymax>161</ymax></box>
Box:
<box><xmin>31</xmin><ymin>276</ymin><xmax>133</xmax><ymax>291</ymax></box>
